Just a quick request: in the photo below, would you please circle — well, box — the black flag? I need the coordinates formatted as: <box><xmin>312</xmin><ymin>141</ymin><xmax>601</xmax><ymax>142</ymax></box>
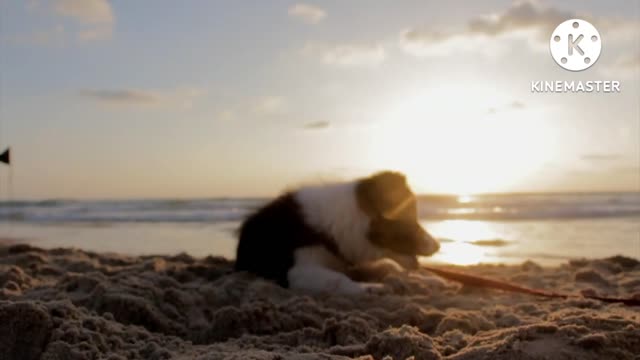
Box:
<box><xmin>0</xmin><ymin>147</ymin><xmax>10</xmax><ymax>165</ymax></box>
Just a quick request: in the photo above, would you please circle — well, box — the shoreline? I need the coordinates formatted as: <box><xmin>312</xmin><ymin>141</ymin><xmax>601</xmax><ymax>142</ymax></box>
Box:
<box><xmin>4</xmin><ymin>217</ymin><xmax>639</xmax><ymax>268</ymax></box>
<box><xmin>1</xmin><ymin>243</ymin><xmax>639</xmax><ymax>359</ymax></box>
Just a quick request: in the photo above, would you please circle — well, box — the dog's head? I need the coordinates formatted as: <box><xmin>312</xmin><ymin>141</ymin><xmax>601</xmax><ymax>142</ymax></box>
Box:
<box><xmin>356</xmin><ymin>171</ymin><xmax>440</xmax><ymax>259</ymax></box>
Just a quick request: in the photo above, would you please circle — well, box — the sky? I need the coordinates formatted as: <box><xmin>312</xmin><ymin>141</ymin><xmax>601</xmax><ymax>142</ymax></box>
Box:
<box><xmin>0</xmin><ymin>0</ymin><xmax>639</xmax><ymax>199</ymax></box>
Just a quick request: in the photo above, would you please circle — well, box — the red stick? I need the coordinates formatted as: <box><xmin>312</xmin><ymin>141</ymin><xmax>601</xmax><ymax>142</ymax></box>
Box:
<box><xmin>420</xmin><ymin>265</ymin><xmax>640</xmax><ymax>306</ymax></box>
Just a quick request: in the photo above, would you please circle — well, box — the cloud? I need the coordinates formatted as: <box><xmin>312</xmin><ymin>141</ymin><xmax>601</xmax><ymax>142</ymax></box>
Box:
<box><xmin>303</xmin><ymin>121</ymin><xmax>330</xmax><ymax>130</ymax></box>
<box><xmin>80</xmin><ymin>89</ymin><xmax>159</xmax><ymax>104</ymax></box>
<box><xmin>510</xmin><ymin>101</ymin><xmax>525</xmax><ymax>109</ymax></box>
<box><xmin>304</xmin><ymin>42</ymin><xmax>386</xmax><ymax>67</ymax></box>
<box><xmin>288</xmin><ymin>3</ymin><xmax>326</xmax><ymax>24</ymax></box>
<box><xmin>399</xmin><ymin>30</ymin><xmax>492</xmax><ymax>57</ymax></box>
<box><xmin>79</xmin><ymin>87</ymin><xmax>204</xmax><ymax>108</ymax></box>
<box><xmin>216</xmin><ymin>109</ymin><xmax>235</xmax><ymax>121</ymax></box>
<box><xmin>2</xmin><ymin>25</ymin><xmax>66</xmax><ymax>46</ymax></box>
<box><xmin>323</xmin><ymin>44</ymin><xmax>386</xmax><ymax>66</ymax></box>
<box><xmin>468</xmin><ymin>0</ymin><xmax>569</xmax><ymax>37</ymax></box>
<box><xmin>600</xmin><ymin>54</ymin><xmax>640</xmax><ymax>79</ymax></box>
<box><xmin>581</xmin><ymin>154</ymin><xmax>623</xmax><ymax>162</ymax></box>
<box><xmin>616</xmin><ymin>55</ymin><xmax>640</xmax><ymax>69</ymax></box>
<box><xmin>76</xmin><ymin>26</ymin><xmax>112</xmax><ymax>41</ymax></box>
<box><xmin>10</xmin><ymin>0</ymin><xmax>115</xmax><ymax>43</ymax></box>
<box><xmin>53</xmin><ymin>0</ymin><xmax>113</xmax><ymax>24</ymax></box>
<box><xmin>214</xmin><ymin>95</ymin><xmax>288</xmax><ymax>121</ymax></box>
<box><xmin>254</xmin><ymin>96</ymin><xmax>287</xmax><ymax>114</ymax></box>
<box><xmin>487</xmin><ymin>101</ymin><xmax>526</xmax><ymax>114</ymax></box>
<box><xmin>54</xmin><ymin>0</ymin><xmax>114</xmax><ymax>41</ymax></box>
<box><xmin>399</xmin><ymin>0</ymin><xmax>571</xmax><ymax>57</ymax></box>
<box><xmin>401</xmin><ymin>1</ymin><xmax>639</xmax><ymax>60</ymax></box>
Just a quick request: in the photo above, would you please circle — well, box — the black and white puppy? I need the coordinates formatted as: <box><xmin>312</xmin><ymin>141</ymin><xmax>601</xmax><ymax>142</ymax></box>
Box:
<box><xmin>235</xmin><ymin>171</ymin><xmax>440</xmax><ymax>294</ymax></box>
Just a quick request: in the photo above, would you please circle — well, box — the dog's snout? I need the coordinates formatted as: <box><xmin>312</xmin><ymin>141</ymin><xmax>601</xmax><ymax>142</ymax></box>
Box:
<box><xmin>416</xmin><ymin>229</ymin><xmax>440</xmax><ymax>256</ymax></box>
<box><xmin>431</xmin><ymin>237</ymin><xmax>440</xmax><ymax>252</ymax></box>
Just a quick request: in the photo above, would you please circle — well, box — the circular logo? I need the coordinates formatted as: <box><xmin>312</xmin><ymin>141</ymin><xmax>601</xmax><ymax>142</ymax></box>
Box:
<box><xmin>550</xmin><ymin>19</ymin><xmax>601</xmax><ymax>71</ymax></box>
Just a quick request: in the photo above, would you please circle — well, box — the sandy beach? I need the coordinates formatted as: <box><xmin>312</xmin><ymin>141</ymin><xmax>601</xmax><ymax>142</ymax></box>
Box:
<box><xmin>2</xmin><ymin>0</ymin><xmax>639</xmax><ymax>359</ymax></box>
<box><xmin>1</xmin><ymin>241</ymin><xmax>639</xmax><ymax>360</ymax></box>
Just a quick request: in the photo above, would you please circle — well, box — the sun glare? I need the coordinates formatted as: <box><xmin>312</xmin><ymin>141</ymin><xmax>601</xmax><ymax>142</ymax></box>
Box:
<box><xmin>423</xmin><ymin>220</ymin><xmax>505</xmax><ymax>265</ymax></box>
<box><xmin>365</xmin><ymin>85</ymin><xmax>557</xmax><ymax>194</ymax></box>
<box><xmin>428</xmin><ymin>220</ymin><xmax>498</xmax><ymax>242</ymax></box>
<box><xmin>429</xmin><ymin>241</ymin><xmax>491</xmax><ymax>265</ymax></box>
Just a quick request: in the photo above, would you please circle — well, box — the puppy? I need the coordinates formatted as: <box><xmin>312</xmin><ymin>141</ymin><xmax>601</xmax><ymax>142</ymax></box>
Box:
<box><xmin>235</xmin><ymin>171</ymin><xmax>440</xmax><ymax>294</ymax></box>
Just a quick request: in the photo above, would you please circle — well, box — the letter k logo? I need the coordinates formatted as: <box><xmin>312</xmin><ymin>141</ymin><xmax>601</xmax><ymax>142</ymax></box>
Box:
<box><xmin>550</xmin><ymin>19</ymin><xmax>601</xmax><ymax>71</ymax></box>
<box><xmin>568</xmin><ymin>34</ymin><xmax>584</xmax><ymax>56</ymax></box>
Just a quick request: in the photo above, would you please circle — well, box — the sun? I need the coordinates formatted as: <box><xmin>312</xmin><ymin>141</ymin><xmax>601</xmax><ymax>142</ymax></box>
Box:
<box><xmin>364</xmin><ymin>85</ymin><xmax>556</xmax><ymax>194</ymax></box>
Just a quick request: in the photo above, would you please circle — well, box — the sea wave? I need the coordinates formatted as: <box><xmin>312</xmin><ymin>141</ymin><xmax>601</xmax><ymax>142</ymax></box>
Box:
<box><xmin>0</xmin><ymin>193</ymin><xmax>638</xmax><ymax>224</ymax></box>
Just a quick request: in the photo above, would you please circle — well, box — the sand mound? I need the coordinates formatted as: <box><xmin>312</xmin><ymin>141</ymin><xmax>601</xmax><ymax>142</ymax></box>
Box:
<box><xmin>0</xmin><ymin>243</ymin><xmax>639</xmax><ymax>359</ymax></box>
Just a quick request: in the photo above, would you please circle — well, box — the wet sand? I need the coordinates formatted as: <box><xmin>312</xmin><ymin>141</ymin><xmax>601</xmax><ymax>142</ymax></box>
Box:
<box><xmin>1</xmin><ymin>242</ymin><xmax>639</xmax><ymax>359</ymax></box>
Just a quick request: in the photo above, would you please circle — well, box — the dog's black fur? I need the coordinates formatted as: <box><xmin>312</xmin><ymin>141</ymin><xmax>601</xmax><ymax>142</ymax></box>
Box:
<box><xmin>235</xmin><ymin>171</ymin><xmax>439</xmax><ymax>292</ymax></box>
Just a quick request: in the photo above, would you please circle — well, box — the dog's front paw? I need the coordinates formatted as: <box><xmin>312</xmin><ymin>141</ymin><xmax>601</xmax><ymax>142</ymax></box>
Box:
<box><xmin>331</xmin><ymin>280</ymin><xmax>388</xmax><ymax>295</ymax></box>
<box><xmin>327</xmin><ymin>277</ymin><xmax>366</xmax><ymax>295</ymax></box>
<box><xmin>359</xmin><ymin>282</ymin><xmax>390</xmax><ymax>295</ymax></box>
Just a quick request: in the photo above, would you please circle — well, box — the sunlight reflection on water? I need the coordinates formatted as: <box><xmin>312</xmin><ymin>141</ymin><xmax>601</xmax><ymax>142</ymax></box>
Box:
<box><xmin>421</xmin><ymin>220</ymin><xmax>504</xmax><ymax>265</ymax></box>
<box><xmin>420</xmin><ymin>217</ymin><xmax>640</xmax><ymax>266</ymax></box>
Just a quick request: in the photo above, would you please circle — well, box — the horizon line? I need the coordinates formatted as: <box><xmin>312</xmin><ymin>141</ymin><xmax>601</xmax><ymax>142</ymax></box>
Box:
<box><xmin>0</xmin><ymin>189</ymin><xmax>638</xmax><ymax>202</ymax></box>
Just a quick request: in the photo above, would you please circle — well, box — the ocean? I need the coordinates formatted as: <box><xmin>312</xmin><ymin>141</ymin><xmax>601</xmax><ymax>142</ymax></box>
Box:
<box><xmin>1</xmin><ymin>193</ymin><xmax>639</xmax><ymax>265</ymax></box>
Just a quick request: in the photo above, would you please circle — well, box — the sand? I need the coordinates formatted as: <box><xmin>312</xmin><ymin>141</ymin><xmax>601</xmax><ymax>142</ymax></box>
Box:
<box><xmin>1</xmin><ymin>242</ymin><xmax>639</xmax><ymax>360</ymax></box>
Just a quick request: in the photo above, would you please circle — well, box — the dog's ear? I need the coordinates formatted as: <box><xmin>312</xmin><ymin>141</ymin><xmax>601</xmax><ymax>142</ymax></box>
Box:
<box><xmin>356</xmin><ymin>171</ymin><xmax>410</xmax><ymax>218</ymax></box>
<box><xmin>369</xmin><ymin>171</ymin><xmax>407</xmax><ymax>188</ymax></box>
